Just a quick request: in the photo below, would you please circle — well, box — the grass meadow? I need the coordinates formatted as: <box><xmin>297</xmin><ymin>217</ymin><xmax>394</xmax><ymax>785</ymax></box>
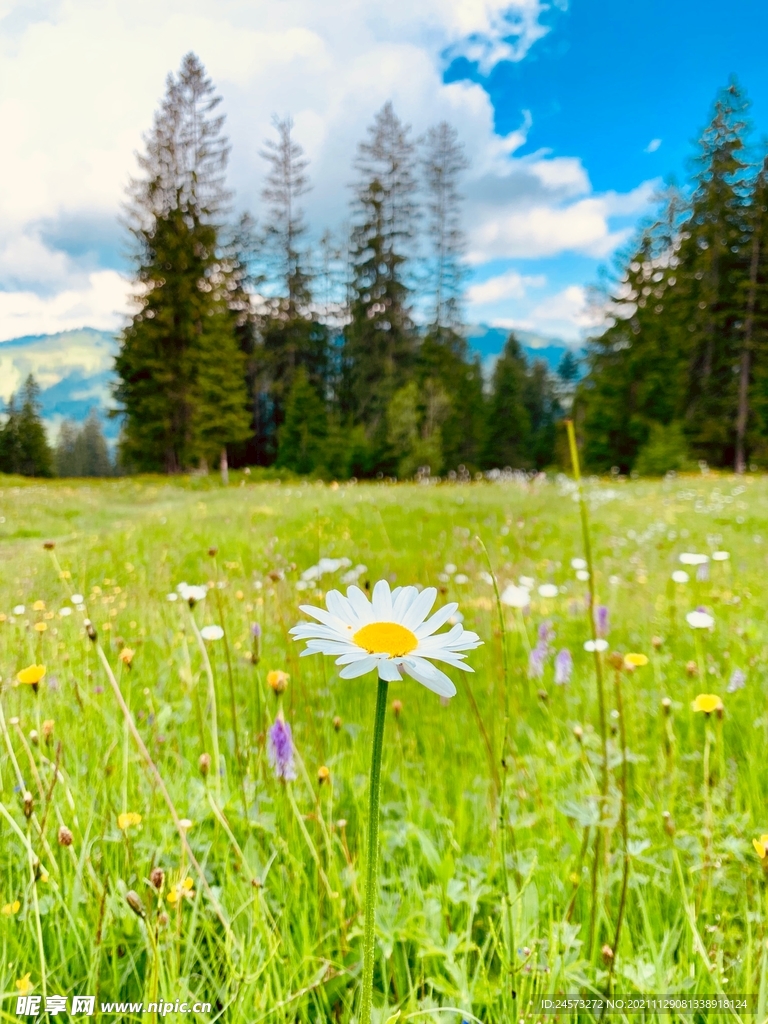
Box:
<box><xmin>0</xmin><ymin>470</ymin><xmax>767</xmax><ymax>1023</ymax></box>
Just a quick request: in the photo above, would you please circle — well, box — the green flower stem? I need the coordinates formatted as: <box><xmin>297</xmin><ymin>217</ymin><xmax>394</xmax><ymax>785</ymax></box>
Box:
<box><xmin>360</xmin><ymin>677</ymin><xmax>389</xmax><ymax>1024</ymax></box>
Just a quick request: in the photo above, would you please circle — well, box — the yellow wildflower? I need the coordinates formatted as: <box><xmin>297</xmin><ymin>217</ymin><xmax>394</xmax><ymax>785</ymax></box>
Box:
<box><xmin>34</xmin><ymin>622</ymin><xmax>47</xmax><ymax>632</ymax></box>
<box><xmin>624</xmin><ymin>652</ymin><xmax>648</xmax><ymax>669</ymax></box>
<box><xmin>32</xmin><ymin>600</ymin><xmax>45</xmax><ymax>611</ymax></box>
<box><xmin>118</xmin><ymin>648</ymin><xmax>134</xmax><ymax>667</ymax></box>
<box><xmin>117</xmin><ymin>812</ymin><xmax>142</xmax><ymax>830</ymax></box>
<box><xmin>692</xmin><ymin>693</ymin><xmax>723</xmax><ymax>715</ymax></box>
<box><xmin>167</xmin><ymin>877</ymin><xmax>194</xmax><ymax>903</ymax></box>
<box><xmin>267</xmin><ymin>670</ymin><xmax>289</xmax><ymax>694</ymax></box>
<box><xmin>17</xmin><ymin>665</ymin><xmax>46</xmax><ymax>687</ymax></box>
<box><xmin>754</xmin><ymin>835</ymin><xmax>768</xmax><ymax>859</ymax></box>
<box><xmin>1</xmin><ymin>900</ymin><xmax>20</xmax><ymax>916</ymax></box>
<box><xmin>15</xmin><ymin>974</ymin><xmax>32</xmax><ymax>995</ymax></box>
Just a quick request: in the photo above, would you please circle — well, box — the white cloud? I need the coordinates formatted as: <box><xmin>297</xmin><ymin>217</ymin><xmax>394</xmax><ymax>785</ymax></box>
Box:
<box><xmin>0</xmin><ymin>271</ymin><xmax>129</xmax><ymax>343</ymax></box>
<box><xmin>645</xmin><ymin>138</ymin><xmax>662</xmax><ymax>153</ymax></box>
<box><xmin>466</xmin><ymin>269</ymin><xmax>545</xmax><ymax>305</ymax></box>
<box><xmin>0</xmin><ymin>0</ymin><xmax>650</xmax><ymax>337</ymax></box>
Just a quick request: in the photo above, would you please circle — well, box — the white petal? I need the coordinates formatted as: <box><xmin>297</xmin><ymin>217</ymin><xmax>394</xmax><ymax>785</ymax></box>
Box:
<box><xmin>371</xmin><ymin>579</ymin><xmax>393</xmax><ymax>618</ymax></box>
<box><xmin>402</xmin><ymin>657</ymin><xmax>456</xmax><ymax>697</ymax></box>
<box><xmin>377</xmin><ymin>659</ymin><xmax>402</xmax><ymax>682</ymax></box>
<box><xmin>347</xmin><ymin>586</ymin><xmax>374</xmax><ymax>624</ymax></box>
<box><xmin>416</xmin><ymin>648</ymin><xmax>473</xmax><ymax>670</ymax></box>
<box><xmin>415</xmin><ymin>602</ymin><xmax>458</xmax><ymax>638</ymax></box>
<box><xmin>298</xmin><ymin>604</ymin><xmax>351</xmax><ymax>633</ymax></box>
<box><xmin>339</xmin><ymin>656</ymin><xmax>379</xmax><ymax>678</ymax></box>
<box><xmin>401</xmin><ymin>587</ymin><xmax>438</xmax><ymax>630</ymax></box>
<box><xmin>392</xmin><ymin>585</ymin><xmax>419</xmax><ymax>620</ymax></box>
<box><xmin>326</xmin><ymin>589</ymin><xmax>356</xmax><ymax>624</ymax></box>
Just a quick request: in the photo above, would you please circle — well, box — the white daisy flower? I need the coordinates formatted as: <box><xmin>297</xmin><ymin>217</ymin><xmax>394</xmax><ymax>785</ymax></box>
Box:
<box><xmin>178</xmin><ymin>583</ymin><xmax>208</xmax><ymax>604</ymax></box>
<box><xmin>71</xmin><ymin>594</ymin><xmax>84</xmax><ymax>605</ymax></box>
<box><xmin>584</xmin><ymin>639</ymin><xmax>609</xmax><ymax>652</ymax></box>
<box><xmin>576</xmin><ymin>569</ymin><xmax>590</xmax><ymax>582</ymax></box>
<box><xmin>686</xmin><ymin>610</ymin><xmax>714</xmax><ymax>629</ymax></box>
<box><xmin>679</xmin><ymin>552</ymin><xmax>709</xmax><ymax>566</ymax></box>
<box><xmin>501</xmin><ymin>584</ymin><xmax>530</xmax><ymax>609</ymax></box>
<box><xmin>538</xmin><ymin>583</ymin><xmax>558</xmax><ymax>598</ymax></box>
<box><xmin>671</xmin><ymin>570</ymin><xmax>689</xmax><ymax>584</ymax></box>
<box><xmin>13</xmin><ymin>604</ymin><xmax>25</xmax><ymax>615</ymax></box>
<box><xmin>571</xmin><ymin>557</ymin><xmax>587</xmax><ymax>570</ymax></box>
<box><xmin>712</xmin><ymin>551</ymin><xmax>730</xmax><ymax>561</ymax></box>
<box><xmin>519</xmin><ymin>576</ymin><xmax>535</xmax><ymax>589</ymax></box>
<box><xmin>200</xmin><ymin>624</ymin><xmax>224</xmax><ymax>641</ymax></box>
<box><xmin>290</xmin><ymin>580</ymin><xmax>482</xmax><ymax>698</ymax></box>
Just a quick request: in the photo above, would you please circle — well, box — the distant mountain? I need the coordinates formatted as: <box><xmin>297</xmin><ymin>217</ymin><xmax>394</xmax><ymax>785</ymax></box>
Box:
<box><xmin>0</xmin><ymin>328</ymin><xmax>118</xmax><ymax>438</ymax></box>
<box><xmin>0</xmin><ymin>323</ymin><xmax>579</xmax><ymax>442</ymax></box>
<box><xmin>465</xmin><ymin>324</ymin><xmax>576</xmax><ymax>373</ymax></box>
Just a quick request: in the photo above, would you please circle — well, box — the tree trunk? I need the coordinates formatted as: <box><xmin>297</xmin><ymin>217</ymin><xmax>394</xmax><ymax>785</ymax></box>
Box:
<box><xmin>220</xmin><ymin>447</ymin><xmax>229</xmax><ymax>485</ymax></box>
<box><xmin>736</xmin><ymin>229</ymin><xmax>760</xmax><ymax>473</ymax></box>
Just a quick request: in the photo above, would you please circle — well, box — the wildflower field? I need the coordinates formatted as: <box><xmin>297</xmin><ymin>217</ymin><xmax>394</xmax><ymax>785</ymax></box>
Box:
<box><xmin>0</xmin><ymin>470</ymin><xmax>767</xmax><ymax>1023</ymax></box>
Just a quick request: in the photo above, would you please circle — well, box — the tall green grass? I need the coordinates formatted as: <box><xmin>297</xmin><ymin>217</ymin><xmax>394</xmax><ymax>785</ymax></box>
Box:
<box><xmin>0</xmin><ymin>471</ymin><xmax>765</xmax><ymax>1023</ymax></box>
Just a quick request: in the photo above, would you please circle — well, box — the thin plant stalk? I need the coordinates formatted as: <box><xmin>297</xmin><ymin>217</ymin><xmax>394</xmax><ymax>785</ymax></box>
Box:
<box><xmin>187</xmin><ymin>608</ymin><xmax>222</xmax><ymax>800</ymax></box>
<box><xmin>609</xmin><ymin>664</ymin><xmax>630</xmax><ymax>988</ymax></box>
<box><xmin>92</xmin><ymin>637</ymin><xmax>235</xmax><ymax>942</ymax></box>
<box><xmin>360</xmin><ymin>677</ymin><xmax>389</xmax><ymax>1024</ymax></box>
<box><xmin>565</xmin><ymin>419</ymin><xmax>609</xmax><ymax>957</ymax></box>
<box><xmin>211</xmin><ymin>557</ymin><xmax>246</xmax><ymax>808</ymax></box>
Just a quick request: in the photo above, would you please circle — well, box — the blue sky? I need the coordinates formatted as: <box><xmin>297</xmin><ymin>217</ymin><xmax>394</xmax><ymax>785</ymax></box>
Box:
<box><xmin>0</xmin><ymin>0</ymin><xmax>765</xmax><ymax>346</ymax></box>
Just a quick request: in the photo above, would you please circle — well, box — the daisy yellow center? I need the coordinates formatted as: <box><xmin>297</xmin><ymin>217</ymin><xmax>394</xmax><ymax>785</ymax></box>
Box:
<box><xmin>353</xmin><ymin>622</ymin><xmax>418</xmax><ymax>658</ymax></box>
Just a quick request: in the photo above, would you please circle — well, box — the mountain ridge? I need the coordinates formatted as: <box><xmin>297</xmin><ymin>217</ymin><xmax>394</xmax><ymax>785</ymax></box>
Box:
<box><xmin>0</xmin><ymin>325</ymin><xmax>575</xmax><ymax>437</ymax></box>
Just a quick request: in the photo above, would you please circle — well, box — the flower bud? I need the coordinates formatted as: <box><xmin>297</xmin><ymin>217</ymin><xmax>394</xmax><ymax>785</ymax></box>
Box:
<box><xmin>43</xmin><ymin>540</ymin><xmax>55</xmax><ymax>550</ymax></box>
<box><xmin>22</xmin><ymin>791</ymin><xmax>33</xmax><ymax>818</ymax></box>
<box><xmin>332</xmin><ymin>715</ymin><xmax>342</xmax><ymax>732</ymax></box>
<box><xmin>126</xmin><ymin>890</ymin><xmax>145</xmax><ymax>918</ymax></box>
<box><xmin>267</xmin><ymin>670</ymin><xmax>289</xmax><ymax>695</ymax></box>
<box><xmin>84</xmin><ymin>619</ymin><xmax>97</xmax><ymax>642</ymax></box>
<box><xmin>150</xmin><ymin>867</ymin><xmax>165</xmax><ymax>890</ymax></box>
<box><xmin>318</xmin><ymin>765</ymin><xmax>330</xmax><ymax>784</ymax></box>
<box><xmin>601</xmin><ymin>944</ymin><xmax>614</xmax><ymax>963</ymax></box>
<box><xmin>208</xmin><ymin>547</ymin><xmax>218</xmax><ymax>558</ymax></box>
<box><xmin>686</xmin><ymin>660</ymin><xmax>697</xmax><ymax>677</ymax></box>
<box><xmin>42</xmin><ymin>719</ymin><xmax>54</xmax><ymax>743</ymax></box>
<box><xmin>29</xmin><ymin>730</ymin><xmax>39</xmax><ymax>747</ymax></box>
<box><xmin>573</xmin><ymin>725</ymin><xmax>583</xmax><ymax>743</ymax></box>
<box><xmin>661</xmin><ymin>697</ymin><xmax>672</xmax><ymax>716</ymax></box>
<box><xmin>57</xmin><ymin>826</ymin><xmax>73</xmax><ymax>847</ymax></box>
<box><xmin>391</xmin><ymin>699</ymin><xmax>403</xmax><ymax>718</ymax></box>
<box><xmin>652</xmin><ymin>635</ymin><xmax>663</xmax><ymax>649</ymax></box>
<box><xmin>199</xmin><ymin>752</ymin><xmax>211</xmax><ymax>777</ymax></box>
<box><xmin>607</xmin><ymin>651</ymin><xmax>624</xmax><ymax>671</ymax></box>
<box><xmin>662</xmin><ymin>810</ymin><xmax>675</xmax><ymax>836</ymax></box>
<box><xmin>157</xmin><ymin>911</ymin><xmax>169</xmax><ymax>927</ymax></box>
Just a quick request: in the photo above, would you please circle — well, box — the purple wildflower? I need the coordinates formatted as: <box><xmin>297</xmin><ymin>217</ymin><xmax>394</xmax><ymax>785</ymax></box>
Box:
<box><xmin>726</xmin><ymin>669</ymin><xmax>746</xmax><ymax>693</ymax></box>
<box><xmin>251</xmin><ymin>622</ymin><xmax>262</xmax><ymax>638</ymax></box>
<box><xmin>268</xmin><ymin>714</ymin><xmax>297</xmax><ymax>781</ymax></box>
<box><xmin>528</xmin><ymin>643</ymin><xmax>548</xmax><ymax>679</ymax></box>
<box><xmin>595</xmin><ymin>605</ymin><xmax>609</xmax><ymax>638</ymax></box>
<box><xmin>554</xmin><ymin>648</ymin><xmax>573</xmax><ymax>686</ymax></box>
<box><xmin>538</xmin><ymin>620</ymin><xmax>555</xmax><ymax>649</ymax></box>
<box><xmin>696</xmin><ymin>563</ymin><xmax>710</xmax><ymax>582</ymax></box>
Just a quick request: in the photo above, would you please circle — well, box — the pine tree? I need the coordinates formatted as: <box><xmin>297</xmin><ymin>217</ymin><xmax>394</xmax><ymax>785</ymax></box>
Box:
<box><xmin>0</xmin><ymin>394</ymin><xmax>20</xmax><ymax>474</ymax></box>
<box><xmin>254</xmin><ymin>117</ymin><xmax>330</xmax><ymax>463</ymax></box>
<box><xmin>343</xmin><ymin>104</ymin><xmax>419</xmax><ymax>464</ymax></box>
<box><xmin>276</xmin><ymin>367</ymin><xmax>327</xmax><ymax>473</ymax></box>
<box><xmin>11</xmin><ymin>376</ymin><xmax>53</xmax><ymax>477</ymax></box>
<box><xmin>114</xmin><ymin>53</ymin><xmax>249</xmax><ymax>473</ymax></box>
<box><xmin>678</xmin><ymin>81</ymin><xmax>751</xmax><ymax>465</ymax></box>
<box><xmin>736</xmin><ymin>157</ymin><xmax>768</xmax><ymax>468</ymax></box>
<box><xmin>55</xmin><ymin>420</ymin><xmax>79</xmax><ymax>477</ymax></box>
<box><xmin>422</xmin><ymin>121</ymin><xmax>468</xmax><ymax>332</ymax></box>
<box><xmin>482</xmin><ymin>335</ymin><xmax>532</xmax><ymax>468</ymax></box>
